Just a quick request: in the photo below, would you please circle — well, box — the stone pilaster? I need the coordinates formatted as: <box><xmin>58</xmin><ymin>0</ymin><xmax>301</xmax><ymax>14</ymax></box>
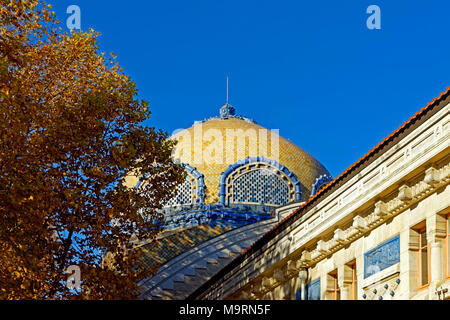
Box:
<box><xmin>426</xmin><ymin>214</ymin><xmax>447</xmax><ymax>299</ymax></box>
<box><xmin>338</xmin><ymin>264</ymin><xmax>354</xmax><ymax>300</ymax></box>
<box><xmin>403</xmin><ymin>227</ymin><xmax>420</xmax><ymax>298</ymax></box>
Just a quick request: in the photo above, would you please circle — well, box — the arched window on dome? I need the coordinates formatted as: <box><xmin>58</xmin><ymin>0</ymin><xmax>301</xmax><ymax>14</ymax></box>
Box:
<box><xmin>163</xmin><ymin>164</ymin><xmax>205</xmax><ymax>207</ymax></box>
<box><xmin>219</xmin><ymin>157</ymin><xmax>301</xmax><ymax>207</ymax></box>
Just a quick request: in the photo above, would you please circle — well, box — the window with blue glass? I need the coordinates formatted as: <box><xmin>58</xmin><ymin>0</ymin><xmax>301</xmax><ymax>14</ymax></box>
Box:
<box><xmin>295</xmin><ymin>278</ymin><xmax>320</xmax><ymax>300</ymax></box>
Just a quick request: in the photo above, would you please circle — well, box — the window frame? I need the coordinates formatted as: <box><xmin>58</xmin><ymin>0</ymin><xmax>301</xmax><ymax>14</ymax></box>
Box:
<box><xmin>350</xmin><ymin>262</ymin><xmax>357</xmax><ymax>300</ymax></box>
<box><xmin>446</xmin><ymin>214</ymin><xmax>450</xmax><ymax>279</ymax></box>
<box><xmin>327</xmin><ymin>270</ymin><xmax>340</xmax><ymax>300</ymax></box>
<box><xmin>232</xmin><ymin>169</ymin><xmax>290</xmax><ymax>205</ymax></box>
<box><xmin>417</xmin><ymin>227</ymin><xmax>431</xmax><ymax>289</ymax></box>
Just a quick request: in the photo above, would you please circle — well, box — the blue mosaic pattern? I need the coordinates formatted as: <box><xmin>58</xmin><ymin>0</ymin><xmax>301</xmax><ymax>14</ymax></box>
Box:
<box><xmin>311</xmin><ymin>174</ymin><xmax>333</xmax><ymax>196</ymax></box>
<box><xmin>160</xmin><ymin>204</ymin><xmax>271</xmax><ymax>230</ymax></box>
<box><xmin>364</xmin><ymin>235</ymin><xmax>400</xmax><ymax>278</ymax></box>
<box><xmin>296</xmin><ymin>278</ymin><xmax>321</xmax><ymax>300</ymax></box>
<box><xmin>233</xmin><ymin>169</ymin><xmax>289</xmax><ymax>205</ymax></box>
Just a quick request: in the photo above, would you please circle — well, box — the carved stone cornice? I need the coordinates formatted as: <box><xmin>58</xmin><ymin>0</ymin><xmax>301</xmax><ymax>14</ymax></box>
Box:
<box><xmin>301</xmin><ymin>161</ymin><xmax>450</xmax><ymax>269</ymax></box>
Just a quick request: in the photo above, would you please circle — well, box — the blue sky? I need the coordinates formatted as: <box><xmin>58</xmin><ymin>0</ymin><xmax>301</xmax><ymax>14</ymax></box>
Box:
<box><xmin>53</xmin><ymin>0</ymin><xmax>449</xmax><ymax>178</ymax></box>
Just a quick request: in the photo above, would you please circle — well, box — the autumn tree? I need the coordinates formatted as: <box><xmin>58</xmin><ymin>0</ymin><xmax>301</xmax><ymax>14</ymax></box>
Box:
<box><xmin>0</xmin><ymin>0</ymin><xmax>184</xmax><ymax>299</ymax></box>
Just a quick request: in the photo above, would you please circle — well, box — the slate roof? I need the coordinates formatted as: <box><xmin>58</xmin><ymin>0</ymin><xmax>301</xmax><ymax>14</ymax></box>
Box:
<box><xmin>137</xmin><ymin>224</ymin><xmax>230</xmax><ymax>271</ymax></box>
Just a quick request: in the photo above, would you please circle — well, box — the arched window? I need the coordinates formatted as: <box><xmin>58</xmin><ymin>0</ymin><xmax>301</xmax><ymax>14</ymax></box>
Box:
<box><xmin>165</xmin><ymin>179</ymin><xmax>194</xmax><ymax>206</ymax></box>
<box><xmin>219</xmin><ymin>156</ymin><xmax>301</xmax><ymax>206</ymax></box>
<box><xmin>164</xmin><ymin>164</ymin><xmax>205</xmax><ymax>207</ymax></box>
<box><xmin>233</xmin><ymin>169</ymin><xmax>290</xmax><ymax>205</ymax></box>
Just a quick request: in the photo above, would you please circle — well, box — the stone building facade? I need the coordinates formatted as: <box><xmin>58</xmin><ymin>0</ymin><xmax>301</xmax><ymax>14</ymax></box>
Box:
<box><xmin>189</xmin><ymin>87</ymin><xmax>450</xmax><ymax>300</ymax></box>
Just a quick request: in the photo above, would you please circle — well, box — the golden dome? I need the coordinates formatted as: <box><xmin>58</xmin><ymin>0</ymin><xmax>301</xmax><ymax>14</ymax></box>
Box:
<box><xmin>170</xmin><ymin>109</ymin><xmax>330</xmax><ymax>204</ymax></box>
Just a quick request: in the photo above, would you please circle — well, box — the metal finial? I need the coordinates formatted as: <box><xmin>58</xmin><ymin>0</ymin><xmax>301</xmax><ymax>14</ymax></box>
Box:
<box><xmin>219</xmin><ymin>74</ymin><xmax>236</xmax><ymax>119</ymax></box>
<box><xmin>226</xmin><ymin>74</ymin><xmax>229</xmax><ymax>104</ymax></box>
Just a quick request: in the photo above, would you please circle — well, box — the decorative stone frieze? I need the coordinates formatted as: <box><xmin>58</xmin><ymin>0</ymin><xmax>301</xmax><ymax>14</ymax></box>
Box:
<box><xmin>316</xmin><ymin>240</ymin><xmax>329</xmax><ymax>254</ymax></box>
<box><xmin>273</xmin><ymin>268</ymin><xmax>286</xmax><ymax>283</ymax></box>
<box><xmin>353</xmin><ymin>215</ymin><xmax>368</xmax><ymax>231</ymax></box>
<box><xmin>374</xmin><ymin>200</ymin><xmax>389</xmax><ymax>219</ymax></box>
<box><xmin>333</xmin><ymin>228</ymin><xmax>346</xmax><ymax>244</ymax></box>
<box><xmin>261</xmin><ymin>277</ymin><xmax>276</xmax><ymax>291</ymax></box>
<box><xmin>250</xmin><ymin>283</ymin><xmax>262</xmax><ymax>295</ymax></box>
<box><xmin>424</xmin><ymin>166</ymin><xmax>439</xmax><ymax>185</ymax></box>
<box><xmin>398</xmin><ymin>184</ymin><xmax>412</xmax><ymax>202</ymax></box>
<box><xmin>286</xmin><ymin>259</ymin><xmax>302</xmax><ymax>276</ymax></box>
<box><xmin>362</xmin><ymin>275</ymin><xmax>401</xmax><ymax>301</ymax></box>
